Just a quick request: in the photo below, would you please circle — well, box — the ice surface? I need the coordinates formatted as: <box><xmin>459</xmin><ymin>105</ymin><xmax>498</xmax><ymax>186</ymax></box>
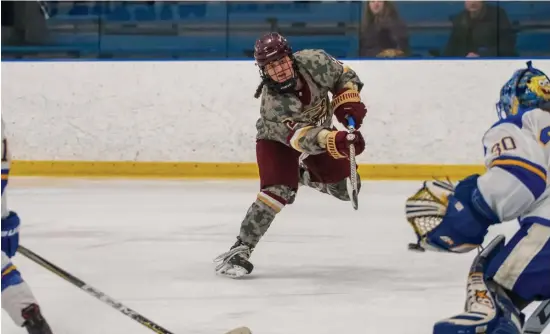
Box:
<box><xmin>1</xmin><ymin>178</ymin><xmax>547</xmax><ymax>334</ymax></box>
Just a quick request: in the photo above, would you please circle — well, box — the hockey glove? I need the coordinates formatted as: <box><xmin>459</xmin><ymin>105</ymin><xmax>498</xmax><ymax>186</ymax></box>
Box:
<box><xmin>424</xmin><ymin>174</ymin><xmax>500</xmax><ymax>253</ymax></box>
<box><xmin>331</xmin><ymin>89</ymin><xmax>367</xmax><ymax>130</ymax></box>
<box><xmin>325</xmin><ymin>130</ymin><xmax>365</xmax><ymax>159</ymax></box>
<box><xmin>2</xmin><ymin>211</ymin><xmax>20</xmax><ymax>258</ymax></box>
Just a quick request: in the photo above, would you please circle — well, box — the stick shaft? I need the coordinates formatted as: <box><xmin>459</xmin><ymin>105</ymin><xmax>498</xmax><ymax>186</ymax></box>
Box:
<box><xmin>523</xmin><ymin>299</ymin><xmax>550</xmax><ymax>334</ymax></box>
<box><xmin>17</xmin><ymin>245</ymin><xmax>174</xmax><ymax>334</ymax></box>
<box><xmin>346</xmin><ymin>116</ymin><xmax>359</xmax><ymax>210</ymax></box>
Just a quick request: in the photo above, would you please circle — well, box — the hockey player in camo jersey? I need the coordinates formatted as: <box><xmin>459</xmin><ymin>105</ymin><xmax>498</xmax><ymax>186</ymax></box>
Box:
<box><xmin>214</xmin><ymin>32</ymin><xmax>368</xmax><ymax>278</ymax></box>
<box><xmin>405</xmin><ymin>61</ymin><xmax>550</xmax><ymax>333</ymax></box>
<box><xmin>2</xmin><ymin>118</ymin><xmax>53</xmax><ymax>334</ymax></box>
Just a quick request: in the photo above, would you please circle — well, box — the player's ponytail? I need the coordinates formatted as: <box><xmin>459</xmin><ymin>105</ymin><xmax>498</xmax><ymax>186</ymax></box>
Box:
<box><xmin>254</xmin><ymin>81</ymin><xmax>265</xmax><ymax>99</ymax></box>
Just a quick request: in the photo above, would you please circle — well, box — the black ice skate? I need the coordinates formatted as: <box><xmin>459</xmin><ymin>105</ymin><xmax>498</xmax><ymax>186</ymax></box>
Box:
<box><xmin>214</xmin><ymin>238</ymin><xmax>254</xmax><ymax>279</ymax></box>
<box><xmin>21</xmin><ymin>304</ymin><xmax>53</xmax><ymax>334</ymax></box>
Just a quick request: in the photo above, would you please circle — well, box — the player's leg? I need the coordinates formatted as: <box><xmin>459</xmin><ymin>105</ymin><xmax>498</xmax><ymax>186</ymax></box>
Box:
<box><xmin>300</xmin><ymin>152</ymin><xmax>361</xmax><ymax>201</ymax></box>
<box><xmin>214</xmin><ymin>139</ymin><xmax>300</xmax><ymax>278</ymax></box>
<box><xmin>2</xmin><ymin>212</ymin><xmax>53</xmax><ymax>334</ymax></box>
<box><xmin>486</xmin><ymin>221</ymin><xmax>550</xmax><ymax>305</ymax></box>
<box><xmin>433</xmin><ymin>223</ymin><xmax>550</xmax><ymax>334</ymax></box>
<box><xmin>432</xmin><ymin>235</ymin><xmax>523</xmax><ymax>334</ymax></box>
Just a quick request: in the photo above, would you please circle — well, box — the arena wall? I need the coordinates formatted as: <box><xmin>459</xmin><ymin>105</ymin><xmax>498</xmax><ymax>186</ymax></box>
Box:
<box><xmin>2</xmin><ymin>59</ymin><xmax>549</xmax><ymax>180</ymax></box>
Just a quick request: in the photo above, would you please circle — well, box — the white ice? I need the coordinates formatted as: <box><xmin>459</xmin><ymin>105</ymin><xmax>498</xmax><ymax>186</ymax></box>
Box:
<box><xmin>1</xmin><ymin>178</ymin><xmax>547</xmax><ymax>334</ymax></box>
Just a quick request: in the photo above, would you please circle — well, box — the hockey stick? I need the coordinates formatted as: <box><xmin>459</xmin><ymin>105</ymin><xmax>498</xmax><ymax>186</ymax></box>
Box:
<box><xmin>523</xmin><ymin>299</ymin><xmax>550</xmax><ymax>334</ymax></box>
<box><xmin>346</xmin><ymin>116</ymin><xmax>359</xmax><ymax>210</ymax></box>
<box><xmin>17</xmin><ymin>245</ymin><xmax>252</xmax><ymax>334</ymax></box>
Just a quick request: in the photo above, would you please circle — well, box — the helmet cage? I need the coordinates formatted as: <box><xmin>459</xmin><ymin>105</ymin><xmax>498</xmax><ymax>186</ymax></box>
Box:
<box><xmin>254</xmin><ymin>33</ymin><xmax>298</xmax><ymax>94</ymax></box>
<box><xmin>257</xmin><ymin>55</ymin><xmax>298</xmax><ymax>94</ymax></box>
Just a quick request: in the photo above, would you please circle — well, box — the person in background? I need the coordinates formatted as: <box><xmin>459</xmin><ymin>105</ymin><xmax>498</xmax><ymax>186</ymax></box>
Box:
<box><xmin>443</xmin><ymin>0</ymin><xmax>516</xmax><ymax>57</ymax></box>
<box><xmin>359</xmin><ymin>0</ymin><xmax>409</xmax><ymax>57</ymax></box>
<box><xmin>1</xmin><ymin>1</ymin><xmax>49</xmax><ymax>46</ymax></box>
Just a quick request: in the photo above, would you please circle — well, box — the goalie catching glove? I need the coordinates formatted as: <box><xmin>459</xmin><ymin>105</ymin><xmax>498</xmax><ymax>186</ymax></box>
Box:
<box><xmin>405</xmin><ymin>175</ymin><xmax>500</xmax><ymax>253</ymax></box>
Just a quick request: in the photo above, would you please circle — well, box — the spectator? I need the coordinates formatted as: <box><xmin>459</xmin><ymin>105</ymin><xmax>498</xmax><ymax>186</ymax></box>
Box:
<box><xmin>443</xmin><ymin>0</ymin><xmax>516</xmax><ymax>57</ymax></box>
<box><xmin>1</xmin><ymin>1</ymin><xmax>49</xmax><ymax>46</ymax></box>
<box><xmin>359</xmin><ymin>1</ymin><xmax>409</xmax><ymax>57</ymax></box>
<box><xmin>1</xmin><ymin>1</ymin><xmax>15</xmax><ymax>44</ymax></box>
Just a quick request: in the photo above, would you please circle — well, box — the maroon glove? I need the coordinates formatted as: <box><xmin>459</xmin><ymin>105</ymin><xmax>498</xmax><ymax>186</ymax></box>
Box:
<box><xmin>332</xmin><ymin>89</ymin><xmax>367</xmax><ymax>129</ymax></box>
<box><xmin>326</xmin><ymin>130</ymin><xmax>365</xmax><ymax>159</ymax></box>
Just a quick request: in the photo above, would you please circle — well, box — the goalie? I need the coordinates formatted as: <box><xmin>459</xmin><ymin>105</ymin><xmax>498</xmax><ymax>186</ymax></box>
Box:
<box><xmin>405</xmin><ymin>61</ymin><xmax>550</xmax><ymax>334</ymax></box>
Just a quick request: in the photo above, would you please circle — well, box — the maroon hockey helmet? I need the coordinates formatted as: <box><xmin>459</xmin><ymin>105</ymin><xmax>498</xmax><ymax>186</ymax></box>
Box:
<box><xmin>254</xmin><ymin>32</ymin><xmax>292</xmax><ymax>67</ymax></box>
<box><xmin>253</xmin><ymin>32</ymin><xmax>298</xmax><ymax>96</ymax></box>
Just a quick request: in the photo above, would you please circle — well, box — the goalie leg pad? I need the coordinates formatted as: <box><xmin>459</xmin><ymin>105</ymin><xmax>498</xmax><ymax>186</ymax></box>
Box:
<box><xmin>486</xmin><ymin>222</ymin><xmax>550</xmax><ymax>302</ymax></box>
<box><xmin>433</xmin><ymin>282</ymin><xmax>523</xmax><ymax>334</ymax></box>
<box><xmin>433</xmin><ymin>235</ymin><xmax>523</xmax><ymax>334</ymax></box>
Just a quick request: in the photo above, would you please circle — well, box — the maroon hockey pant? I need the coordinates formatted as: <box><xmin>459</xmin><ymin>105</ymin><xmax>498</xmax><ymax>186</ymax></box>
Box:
<box><xmin>256</xmin><ymin>139</ymin><xmax>351</xmax><ymax>190</ymax></box>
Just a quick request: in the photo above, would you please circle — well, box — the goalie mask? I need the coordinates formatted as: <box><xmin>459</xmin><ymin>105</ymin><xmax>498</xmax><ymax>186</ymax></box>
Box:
<box><xmin>496</xmin><ymin>61</ymin><xmax>550</xmax><ymax>120</ymax></box>
<box><xmin>254</xmin><ymin>32</ymin><xmax>299</xmax><ymax>95</ymax></box>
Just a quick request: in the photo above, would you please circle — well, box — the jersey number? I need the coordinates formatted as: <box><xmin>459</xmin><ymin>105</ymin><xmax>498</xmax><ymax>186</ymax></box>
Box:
<box><xmin>540</xmin><ymin>126</ymin><xmax>550</xmax><ymax>145</ymax></box>
<box><xmin>491</xmin><ymin>136</ymin><xmax>517</xmax><ymax>156</ymax></box>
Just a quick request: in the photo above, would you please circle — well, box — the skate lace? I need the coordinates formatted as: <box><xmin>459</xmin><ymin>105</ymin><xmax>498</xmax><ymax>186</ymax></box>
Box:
<box><xmin>213</xmin><ymin>245</ymin><xmax>250</xmax><ymax>271</ymax></box>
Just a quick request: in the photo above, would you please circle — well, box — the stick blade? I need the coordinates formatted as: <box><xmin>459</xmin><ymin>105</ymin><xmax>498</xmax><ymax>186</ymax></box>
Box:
<box><xmin>346</xmin><ymin>177</ymin><xmax>359</xmax><ymax>210</ymax></box>
<box><xmin>351</xmin><ymin>190</ymin><xmax>358</xmax><ymax>210</ymax></box>
<box><xmin>225</xmin><ymin>326</ymin><xmax>252</xmax><ymax>334</ymax></box>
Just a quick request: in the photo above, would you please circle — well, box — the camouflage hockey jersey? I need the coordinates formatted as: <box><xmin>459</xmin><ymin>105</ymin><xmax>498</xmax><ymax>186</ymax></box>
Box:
<box><xmin>256</xmin><ymin>49</ymin><xmax>364</xmax><ymax>155</ymax></box>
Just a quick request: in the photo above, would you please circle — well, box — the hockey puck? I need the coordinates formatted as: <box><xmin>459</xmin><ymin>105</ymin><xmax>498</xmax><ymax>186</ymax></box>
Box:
<box><xmin>408</xmin><ymin>243</ymin><xmax>425</xmax><ymax>252</ymax></box>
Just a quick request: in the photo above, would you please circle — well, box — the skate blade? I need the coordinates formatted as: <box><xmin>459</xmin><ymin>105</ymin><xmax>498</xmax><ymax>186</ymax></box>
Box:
<box><xmin>216</xmin><ymin>265</ymin><xmax>249</xmax><ymax>279</ymax></box>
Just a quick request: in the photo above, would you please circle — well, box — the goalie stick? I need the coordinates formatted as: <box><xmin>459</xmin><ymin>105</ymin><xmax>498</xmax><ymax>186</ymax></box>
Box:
<box><xmin>346</xmin><ymin>116</ymin><xmax>359</xmax><ymax>210</ymax></box>
<box><xmin>17</xmin><ymin>245</ymin><xmax>252</xmax><ymax>334</ymax></box>
<box><xmin>523</xmin><ymin>299</ymin><xmax>550</xmax><ymax>334</ymax></box>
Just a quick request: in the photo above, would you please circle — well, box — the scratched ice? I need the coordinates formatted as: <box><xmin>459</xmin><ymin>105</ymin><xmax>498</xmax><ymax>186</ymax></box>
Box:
<box><xmin>1</xmin><ymin>178</ymin><xmax>547</xmax><ymax>334</ymax></box>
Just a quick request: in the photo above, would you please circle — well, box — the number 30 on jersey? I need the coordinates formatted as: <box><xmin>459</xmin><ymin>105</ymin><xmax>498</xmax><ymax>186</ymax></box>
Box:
<box><xmin>491</xmin><ymin>136</ymin><xmax>517</xmax><ymax>156</ymax></box>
